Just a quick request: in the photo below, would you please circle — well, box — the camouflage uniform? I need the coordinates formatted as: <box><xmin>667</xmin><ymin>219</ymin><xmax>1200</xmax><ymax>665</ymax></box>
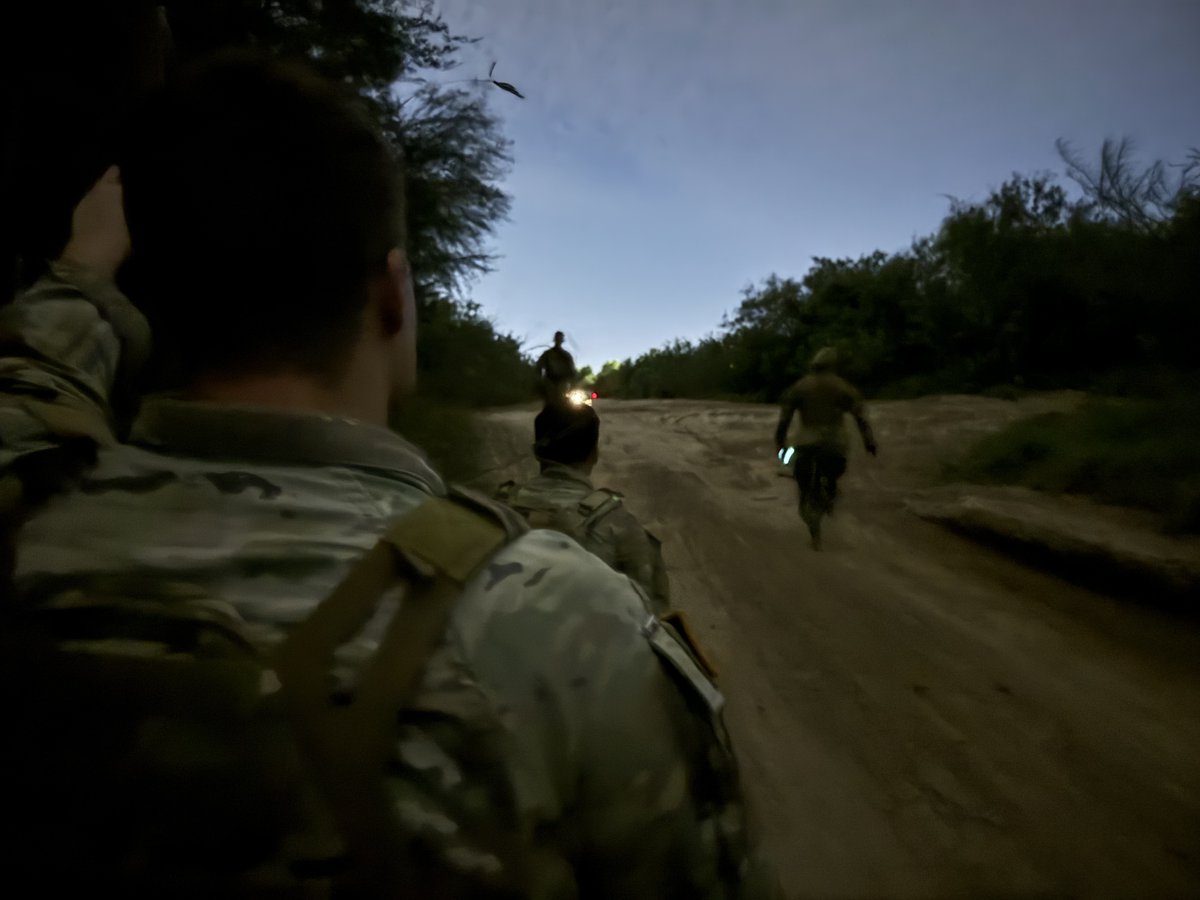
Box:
<box><xmin>774</xmin><ymin>365</ymin><xmax>876</xmax><ymax>548</ymax></box>
<box><xmin>496</xmin><ymin>463</ymin><xmax>671</xmax><ymax>616</ymax></box>
<box><xmin>0</xmin><ymin>268</ymin><xmax>776</xmax><ymax>897</ymax></box>
<box><xmin>774</xmin><ymin>370</ymin><xmax>872</xmax><ymax>457</ymax></box>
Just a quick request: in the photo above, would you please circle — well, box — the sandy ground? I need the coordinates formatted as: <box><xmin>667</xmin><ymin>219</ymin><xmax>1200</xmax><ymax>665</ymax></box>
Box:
<box><xmin>473</xmin><ymin>394</ymin><xmax>1200</xmax><ymax>899</ymax></box>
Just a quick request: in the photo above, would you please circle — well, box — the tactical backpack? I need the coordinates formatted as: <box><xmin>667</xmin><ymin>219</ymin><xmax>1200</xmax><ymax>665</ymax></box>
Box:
<box><xmin>496</xmin><ymin>481</ymin><xmax>622</xmax><ymax>548</ymax></box>
<box><xmin>1</xmin><ymin>485</ymin><xmax>527</xmax><ymax>898</ymax></box>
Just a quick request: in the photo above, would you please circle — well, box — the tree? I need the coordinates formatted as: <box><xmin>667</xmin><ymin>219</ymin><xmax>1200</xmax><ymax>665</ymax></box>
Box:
<box><xmin>163</xmin><ymin>0</ymin><xmax>513</xmax><ymax>304</ymax></box>
<box><xmin>395</xmin><ymin>84</ymin><xmax>512</xmax><ymax>304</ymax></box>
<box><xmin>1057</xmin><ymin>137</ymin><xmax>1200</xmax><ymax>231</ymax></box>
<box><xmin>592</xmin><ymin>360</ymin><xmax>623</xmax><ymax>396</ymax></box>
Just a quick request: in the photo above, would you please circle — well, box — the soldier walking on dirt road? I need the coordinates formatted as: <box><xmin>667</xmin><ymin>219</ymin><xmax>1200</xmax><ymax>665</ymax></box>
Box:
<box><xmin>536</xmin><ymin>330</ymin><xmax>577</xmax><ymax>405</ymax></box>
<box><xmin>775</xmin><ymin>347</ymin><xmax>878</xmax><ymax>549</ymax></box>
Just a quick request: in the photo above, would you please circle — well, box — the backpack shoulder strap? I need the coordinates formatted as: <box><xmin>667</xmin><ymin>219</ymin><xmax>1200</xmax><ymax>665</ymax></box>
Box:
<box><xmin>448</xmin><ymin>482</ymin><xmax>531</xmax><ymax>541</ymax></box>
<box><xmin>492</xmin><ymin>480</ymin><xmax>569</xmax><ymax>531</ymax></box>
<box><xmin>578</xmin><ymin>487</ymin><xmax>622</xmax><ymax>527</ymax></box>
<box><xmin>273</xmin><ymin>490</ymin><xmax>523</xmax><ymax>891</ymax></box>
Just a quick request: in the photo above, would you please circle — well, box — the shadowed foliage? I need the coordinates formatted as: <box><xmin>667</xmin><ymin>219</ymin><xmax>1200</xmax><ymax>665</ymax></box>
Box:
<box><xmin>603</xmin><ymin>145</ymin><xmax>1199</xmax><ymax>403</ymax></box>
<box><xmin>949</xmin><ymin>391</ymin><xmax>1200</xmax><ymax>533</ymax></box>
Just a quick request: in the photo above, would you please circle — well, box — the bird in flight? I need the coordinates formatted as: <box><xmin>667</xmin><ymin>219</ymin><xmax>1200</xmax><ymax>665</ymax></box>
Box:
<box><xmin>488</xmin><ymin>61</ymin><xmax>525</xmax><ymax>99</ymax></box>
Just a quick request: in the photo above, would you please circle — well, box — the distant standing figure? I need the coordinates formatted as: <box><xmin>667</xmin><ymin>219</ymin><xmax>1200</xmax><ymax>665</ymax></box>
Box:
<box><xmin>536</xmin><ymin>330</ymin><xmax>577</xmax><ymax>405</ymax></box>
<box><xmin>775</xmin><ymin>347</ymin><xmax>878</xmax><ymax>549</ymax></box>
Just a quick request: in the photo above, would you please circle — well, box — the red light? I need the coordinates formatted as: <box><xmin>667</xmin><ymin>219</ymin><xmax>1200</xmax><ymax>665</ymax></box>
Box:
<box><xmin>591</xmin><ymin>392</ymin><xmax>598</xmax><ymax>399</ymax></box>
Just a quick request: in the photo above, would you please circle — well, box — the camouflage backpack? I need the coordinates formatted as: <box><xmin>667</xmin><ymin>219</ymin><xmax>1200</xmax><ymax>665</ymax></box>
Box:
<box><xmin>496</xmin><ymin>479</ymin><xmax>623</xmax><ymax>550</ymax></box>
<box><xmin>0</xmin><ymin>478</ymin><xmax>527</xmax><ymax>897</ymax></box>
<box><xmin>495</xmin><ymin>481</ymin><xmax>717</xmax><ymax>680</ymax></box>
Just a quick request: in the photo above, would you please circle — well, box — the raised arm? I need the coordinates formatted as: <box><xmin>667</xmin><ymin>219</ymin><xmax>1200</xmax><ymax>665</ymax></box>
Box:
<box><xmin>0</xmin><ymin>168</ymin><xmax>146</xmax><ymax>472</ymax></box>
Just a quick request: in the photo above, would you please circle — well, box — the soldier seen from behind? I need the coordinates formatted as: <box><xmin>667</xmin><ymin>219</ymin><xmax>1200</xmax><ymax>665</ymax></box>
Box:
<box><xmin>535</xmin><ymin>330</ymin><xmax>576</xmax><ymax>406</ymax></box>
<box><xmin>775</xmin><ymin>347</ymin><xmax>878</xmax><ymax>550</ymax></box>
<box><xmin>496</xmin><ymin>402</ymin><xmax>671</xmax><ymax>614</ymax></box>
<box><xmin>0</xmin><ymin>54</ymin><xmax>776</xmax><ymax>898</ymax></box>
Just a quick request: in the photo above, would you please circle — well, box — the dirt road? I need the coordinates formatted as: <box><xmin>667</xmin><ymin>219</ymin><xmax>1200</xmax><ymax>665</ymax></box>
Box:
<box><xmin>474</xmin><ymin>395</ymin><xmax>1200</xmax><ymax>899</ymax></box>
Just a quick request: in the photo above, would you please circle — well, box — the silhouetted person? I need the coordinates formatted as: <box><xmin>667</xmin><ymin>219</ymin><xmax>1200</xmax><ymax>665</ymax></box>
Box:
<box><xmin>775</xmin><ymin>347</ymin><xmax>877</xmax><ymax>549</ymax></box>
<box><xmin>536</xmin><ymin>330</ymin><xmax>576</xmax><ymax>405</ymax></box>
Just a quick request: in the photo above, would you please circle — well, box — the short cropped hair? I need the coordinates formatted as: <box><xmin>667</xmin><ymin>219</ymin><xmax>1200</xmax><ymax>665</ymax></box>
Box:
<box><xmin>121</xmin><ymin>52</ymin><xmax>404</xmax><ymax>384</ymax></box>
<box><xmin>533</xmin><ymin>403</ymin><xmax>600</xmax><ymax>466</ymax></box>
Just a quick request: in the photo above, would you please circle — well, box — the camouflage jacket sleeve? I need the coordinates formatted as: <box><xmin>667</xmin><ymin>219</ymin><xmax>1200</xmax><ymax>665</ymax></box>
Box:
<box><xmin>834</xmin><ymin>376</ymin><xmax>875</xmax><ymax>451</ymax></box>
<box><xmin>0</xmin><ymin>263</ymin><xmax>150</xmax><ymax>471</ymax></box>
<box><xmin>431</xmin><ymin>532</ymin><xmax>776</xmax><ymax>898</ymax></box>
<box><xmin>607</xmin><ymin>507</ymin><xmax>671</xmax><ymax>615</ymax></box>
<box><xmin>773</xmin><ymin>385</ymin><xmax>797</xmax><ymax>448</ymax></box>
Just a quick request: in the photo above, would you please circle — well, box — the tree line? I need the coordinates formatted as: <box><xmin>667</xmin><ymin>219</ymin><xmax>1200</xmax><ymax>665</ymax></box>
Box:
<box><xmin>594</xmin><ymin>141</ymin><xmax>1200</xmax><ymax>402</ymax></box>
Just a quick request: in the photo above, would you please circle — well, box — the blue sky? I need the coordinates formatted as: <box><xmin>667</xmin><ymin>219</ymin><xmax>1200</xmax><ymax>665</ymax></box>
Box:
<box><xmin>432</xmin><ymin>0</ymin><xmax>1199</xmax><ymax>369</ymax></box>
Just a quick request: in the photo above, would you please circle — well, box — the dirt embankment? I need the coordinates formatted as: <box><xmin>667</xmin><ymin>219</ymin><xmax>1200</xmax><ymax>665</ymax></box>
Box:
<box><xmin>474</xmin><ymin>394</ymin><xmax>1200</xmax><ymax>899</ymax></box>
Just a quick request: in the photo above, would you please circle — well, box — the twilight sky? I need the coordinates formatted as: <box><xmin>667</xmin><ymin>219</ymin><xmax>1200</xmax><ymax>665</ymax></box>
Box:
<box><xmin>431</xmin><ymin>0</ymin><xmax>1198</xmax><ymax>369</ymax></box>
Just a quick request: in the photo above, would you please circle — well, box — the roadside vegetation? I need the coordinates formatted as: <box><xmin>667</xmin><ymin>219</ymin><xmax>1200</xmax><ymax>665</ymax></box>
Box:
<box><xmin>949</xmin><ymin>391</ymin><xmax>1200</xmax><ymax>533</ymax></box>
<box><xmin>595</xmin><ymin>142</ymin><xmax>1199</xmax><ymax>403</ymax></box>
<box><xmin>390</xmin><ymin>397</ymin><xmax>479</xmax><ymax>482</ymax></box>
<box><xmin>402</xmin><ymin>296</ymin><xmax>535</xmax><ymax>480</ymax></box>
